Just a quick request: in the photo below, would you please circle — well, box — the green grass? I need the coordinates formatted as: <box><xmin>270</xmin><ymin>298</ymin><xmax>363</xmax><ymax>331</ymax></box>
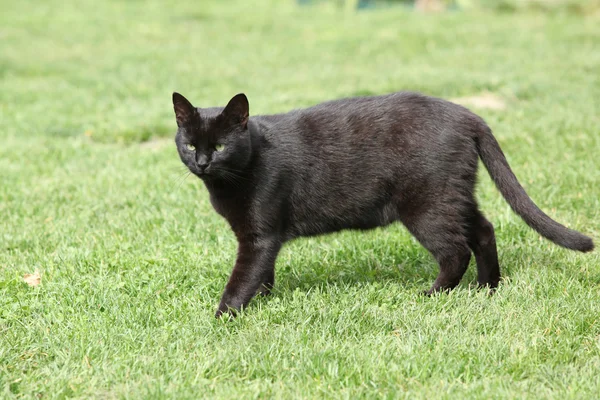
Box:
<box><xmin>1</xmin><ymin>0</ymin><xmax>600</xmax><ymax>398</ymax></box>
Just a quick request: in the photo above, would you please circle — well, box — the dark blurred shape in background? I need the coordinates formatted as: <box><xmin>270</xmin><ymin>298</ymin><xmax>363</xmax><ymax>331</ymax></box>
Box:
<box><xmin>298</xmin><ymin>0</ymin><xmax>600</xmax><ymax>14</ymax></box>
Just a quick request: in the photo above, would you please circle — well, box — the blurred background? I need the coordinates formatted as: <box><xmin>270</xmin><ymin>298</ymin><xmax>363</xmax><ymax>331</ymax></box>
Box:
<box><xmin>2</xmin><ymin>0</ymin><xmax>599</xmax><ymax>143</ymax></box>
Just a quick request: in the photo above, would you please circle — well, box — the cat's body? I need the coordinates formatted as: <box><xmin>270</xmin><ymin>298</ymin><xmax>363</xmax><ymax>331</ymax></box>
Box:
<box><xmin>172</xmin><ymin>91</ymin><xmax>594</xmax><ymax>317</ymax></box>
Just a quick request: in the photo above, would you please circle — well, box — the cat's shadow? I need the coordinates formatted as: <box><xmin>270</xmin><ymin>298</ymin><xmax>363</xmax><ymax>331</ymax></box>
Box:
<box><xmin>275</xmin><ymin>244</ymin><xmax>479</xmax><ymax>294</ymax></box>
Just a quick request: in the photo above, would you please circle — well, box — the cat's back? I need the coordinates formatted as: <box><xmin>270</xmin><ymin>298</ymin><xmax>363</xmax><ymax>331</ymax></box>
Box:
<box><xmin>271</xmin><ymin>91</ymin><xmax>474</xmax><ymax>141</ymax></box>
<box><xmin>262</xmin><ymin>92</ymin><xmax>477</xmax><ymax>159</ymax></box>
<box><xmin>299</xmin><ymin>91</ymin><xmax>449</xmax><ymax>117</ymax></box>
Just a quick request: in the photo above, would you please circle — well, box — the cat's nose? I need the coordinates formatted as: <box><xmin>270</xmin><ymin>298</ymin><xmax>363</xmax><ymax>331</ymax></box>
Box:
<box><xmin>196</xmin><ymin>154</ymin><xmax>209</xmax><ymax>171</ymax></box>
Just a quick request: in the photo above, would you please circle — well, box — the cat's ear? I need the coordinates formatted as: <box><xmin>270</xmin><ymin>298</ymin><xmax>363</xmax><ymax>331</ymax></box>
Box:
<box><xmin>172</xmin><ymin>92</ymin><xmax>196</xmax><ymax>127</ymax></box>
<box><xmin>223</xmin><ymin>93</ymin><xmax>249</xmax><ymax>128</ymax></box>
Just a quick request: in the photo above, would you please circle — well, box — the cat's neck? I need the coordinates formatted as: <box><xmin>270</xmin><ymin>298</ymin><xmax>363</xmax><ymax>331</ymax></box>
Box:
<box><xmin>249</xmin><ymin>115</ymin><xmax>280</xmax><ymax>134</ymax></box>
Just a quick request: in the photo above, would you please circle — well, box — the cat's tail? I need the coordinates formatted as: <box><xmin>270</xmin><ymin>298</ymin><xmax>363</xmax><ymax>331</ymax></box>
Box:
<box><xmin>476</xmin><ymin>127</ymin><xmax>594</xmax><ymax>252</ymax></box>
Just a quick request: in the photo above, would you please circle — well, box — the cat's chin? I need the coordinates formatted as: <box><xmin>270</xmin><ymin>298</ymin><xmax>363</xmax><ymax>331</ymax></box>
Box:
<box><xmin>193</xmin><ymin>171</ymin><xmax>211</xmax><ymax>180</ymax></box>
<box><xmin>193</xmin><ymin>170</ymin><xmax>220</xmax><ymax>183</ymax></box>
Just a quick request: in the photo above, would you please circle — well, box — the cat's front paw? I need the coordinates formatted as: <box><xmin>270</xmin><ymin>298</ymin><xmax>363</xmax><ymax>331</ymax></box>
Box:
<box><xmin>215</xmin><ymin>295</ymin><xmax>242</xmax><ymax>318</ymax></box>
<box><xmin>215</xmin><ymin>304</ymin><xmax>238</xmax><ymax>319</ymax></box>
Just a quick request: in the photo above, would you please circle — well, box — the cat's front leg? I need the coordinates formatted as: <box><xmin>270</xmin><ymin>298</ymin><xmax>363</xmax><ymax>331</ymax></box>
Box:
<box><xmin>215</xmin><ymin>236</ymin><xmax>281</xmax><ymax>317</ymax></box>
<box><xmin>257</xmin><ymin>268</ymin><xmax>275</xmax><ymax>297</ymax></box>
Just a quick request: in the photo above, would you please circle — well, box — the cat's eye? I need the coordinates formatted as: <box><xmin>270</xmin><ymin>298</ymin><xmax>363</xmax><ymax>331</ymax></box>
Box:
<box><xmin>215</xmin><ymin>143</ymin><xmax>225</xmax><ymax>152</ymax></box>
<box><xmin>185</xmin><ymin>143</ymin><xmax>195</xmax><ymax>151</ymax></box>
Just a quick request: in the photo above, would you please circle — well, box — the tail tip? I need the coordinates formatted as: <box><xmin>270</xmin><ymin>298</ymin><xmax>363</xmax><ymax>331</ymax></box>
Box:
<box><xmin>577</xmin><ymin>237</ymin><xmax>594</xmax><ymax>253</ymax></box>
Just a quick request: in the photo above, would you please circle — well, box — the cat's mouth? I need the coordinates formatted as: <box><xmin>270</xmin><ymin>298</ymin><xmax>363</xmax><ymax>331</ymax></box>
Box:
<box><xmin>193</xmin><ymin>166</ymin><xmax>215</xmax><ymax>179</ymax></box>
<box><xmin>194</xmin><ymin>170</ymin><xmax>211</xmax><ymax>178</ymax></box>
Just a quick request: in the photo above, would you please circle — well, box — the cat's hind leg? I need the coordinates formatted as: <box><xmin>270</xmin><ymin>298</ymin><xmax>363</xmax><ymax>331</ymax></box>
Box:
<box><xmin>467</xmin><ymin>209</ymin><xmax>501</xmax><ymax>289</ymax></box>
<box><xmin>400</xmin><ymin>204</ymin><xmax>472</xmax><ymax>294</ymax></box>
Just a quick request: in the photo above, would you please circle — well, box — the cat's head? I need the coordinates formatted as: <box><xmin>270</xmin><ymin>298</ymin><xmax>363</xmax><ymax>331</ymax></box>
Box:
<box><xmin>172</xmin><ymin>92</ymin><xmax>252</xmax><ymax>182</ymax></box>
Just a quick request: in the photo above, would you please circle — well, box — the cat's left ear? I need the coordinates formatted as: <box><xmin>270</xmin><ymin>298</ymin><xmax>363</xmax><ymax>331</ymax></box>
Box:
<box><xmin>223</xmin><ymin>93</ymin><xmax>249</xmax><ymax>129</ymax></box>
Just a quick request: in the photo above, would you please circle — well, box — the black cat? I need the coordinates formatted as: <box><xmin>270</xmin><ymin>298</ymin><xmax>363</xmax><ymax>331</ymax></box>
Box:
<box><xmin>172</xmin><ymin>91</ymin><xmax>594</xmax><ymax>317</ymax></box>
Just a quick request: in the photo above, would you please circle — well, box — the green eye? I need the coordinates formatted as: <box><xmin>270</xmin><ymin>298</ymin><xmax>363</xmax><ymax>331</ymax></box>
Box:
<box><xmin>185</xmin><ymin>143</ymin><xmax>195</xmax><ymax>151</ymax></box>
<box><xmin>215</xmin><ymin>143</ymin><xmax>225</xmax><ymax>152</ymax></box>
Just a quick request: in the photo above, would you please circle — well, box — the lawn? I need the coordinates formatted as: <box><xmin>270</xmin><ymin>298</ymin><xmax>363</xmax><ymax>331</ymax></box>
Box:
<box><xmin>1</xmin><ymin>0</ymin><xmax>599</xmax><ymax>398</ymax></box>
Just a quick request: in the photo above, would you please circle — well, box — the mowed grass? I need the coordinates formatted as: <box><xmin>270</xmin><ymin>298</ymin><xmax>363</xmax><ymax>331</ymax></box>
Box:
<box><xmin>1</xmin><ymin>0</ymin><xmax>600</xmax><ymax>398</ymax></box>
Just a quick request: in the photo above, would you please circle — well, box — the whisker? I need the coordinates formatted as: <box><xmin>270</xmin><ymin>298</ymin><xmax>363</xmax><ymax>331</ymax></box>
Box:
<box><xmin>175</xmin><ymin>171</ymin><xmax>191</xmax><ymax>191</ymax></box>
<box><xmin>168</xmin><ymin>169</ymin><xmax>192</xmax><ymax>192</ymax></box>
<box><xmin>219</xmin><ymin>170</ymin><xmax>243</xmax><ymax>189</ymax></box>
<box><xmin>216</xmin><ymin>167</ymin><xmax>252</xmax><ymax>183</ymax></box>
<box><xmin>218</xmin><ymin>166</ymin><xmax>250</xmax><ymax>175</ymax></box>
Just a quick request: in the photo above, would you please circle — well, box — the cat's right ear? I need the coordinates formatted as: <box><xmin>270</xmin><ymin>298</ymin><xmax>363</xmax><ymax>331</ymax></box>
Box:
<box><xmin>172</xmin><ymin>92</ymin><xmax>196</xmax><ymax>127</ymax></box>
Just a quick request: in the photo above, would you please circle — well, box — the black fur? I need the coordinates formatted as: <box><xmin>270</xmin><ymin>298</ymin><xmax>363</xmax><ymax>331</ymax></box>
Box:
<box><xmin>172</xmin><ymin>91</ymin><xmax>594</xmax><ymax>317</ymax></box>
